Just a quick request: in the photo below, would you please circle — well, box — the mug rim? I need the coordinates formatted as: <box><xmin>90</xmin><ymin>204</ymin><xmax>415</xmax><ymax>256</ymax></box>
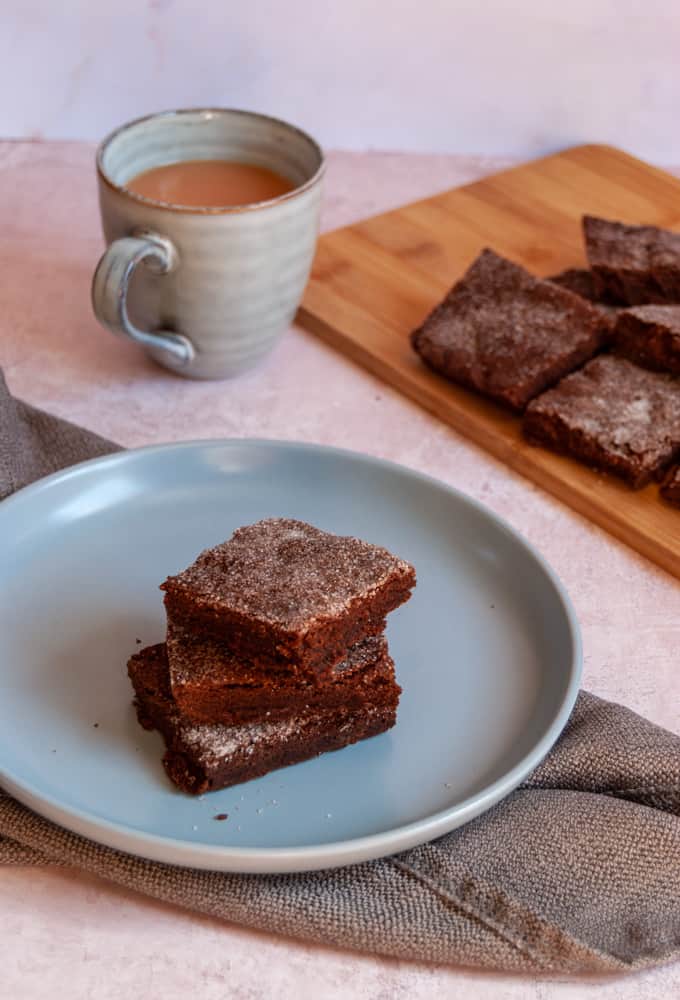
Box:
<box><xmin>96</xmin><ymin>107</ymin><xmax>325</xmax><ymax>215</ymax></box>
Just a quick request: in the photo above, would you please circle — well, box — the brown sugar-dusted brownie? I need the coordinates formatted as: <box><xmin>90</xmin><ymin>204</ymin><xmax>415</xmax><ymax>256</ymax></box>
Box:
<box><xmin>161</xmin><ymin>519</ymin><xmax>416</xmax><ymax>676</ymax></box>
<box><xmin>613</xmin><ymin>305</ymin><xmax>680</xmax><ymax>374</ymax></box>
<box><xmin>167</xmin><ymin>624</ymin><xmax>399</xmax><ymax>725</ymax></box>
<box><xmin>128</xmin><ymin>644</ymin><xmax>399</xmax><ymax>795</ymax></box>
<box><xmin>583</xmin><ymin>215</ymin><xmax>680</xmax><ymax>305</ymax></box>
<box><xmin>660</xmin><ymin>465</ymin><xmax>680</xmax><ymax>507</ymax></box>
<box><xmin>411</xmin><ymin>249</ymin><xmax>606</xmax><ymax>412</ymax></box>
<box><xmin>523</xmin><ymin>355</ymin><xmax>680</xmax><ymax>488</ymax></box>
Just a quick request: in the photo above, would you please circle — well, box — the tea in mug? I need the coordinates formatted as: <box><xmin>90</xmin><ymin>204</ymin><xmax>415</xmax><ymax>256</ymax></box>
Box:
<box><xmin>125</xmin><ymin>159</ymin><xmax>295</xmax><ymax>207</ymax></box>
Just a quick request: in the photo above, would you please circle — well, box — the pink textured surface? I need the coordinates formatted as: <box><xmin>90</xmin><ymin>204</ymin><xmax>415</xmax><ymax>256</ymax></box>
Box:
<box><xmin>1</xmin><ymin>142</ymin><xmax>679</xmax><ymax>997</ymax></box>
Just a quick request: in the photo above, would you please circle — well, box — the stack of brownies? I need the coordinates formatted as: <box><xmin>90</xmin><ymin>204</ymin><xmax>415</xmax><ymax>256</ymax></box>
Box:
<box><xmin>128</xmin><ymin>518</ymin><xmax>416</xmax><ymax>795</ymax></box>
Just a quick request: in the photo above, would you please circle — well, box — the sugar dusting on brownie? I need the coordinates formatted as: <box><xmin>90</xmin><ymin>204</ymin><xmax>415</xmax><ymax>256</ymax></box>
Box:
<box><xmin>178</xmin><ymin>700</ymin><xmax>391</xmax><ymax>768</ymax></box>
<box><xmin>623</xmin><ymin>305</ymin><xmax>680</xmax><ymax>330</ymax></box>
<box><xmin>411</xmin><ymin>248</ymin><xmax>605</xmax><ymax>410</ymax></box>
<box><xmin>180</xmin><ymin>713</ymin><xmax>301</xmax><ymax>765</ymax></box>
<box><xmin>162</xmin><ymin>519</ymin><xmax>415</xmax><ymax>630</ymax></box>
<box><xmin>128</xmin><ymin>643</ymin><xmax>400</xmax><ymax>791</ymax></box>
<box><xmin>526</xmin><ymin>355</ymin><xmax>680</xmax><ymax>464</ymax></box>
<box><xmin>584</xmin><ymin>216</ymin><xmax>680</xmax><ymax>271</ymax></box>
<box><xmin>167</xmin><ymin>621</ymin><xmax>388</xmax><ymax>686</ymax></box>
<box><xmin>583</xmin><ymin>216</ymin><xmax>680</xmax><ymax>305</ymax></box>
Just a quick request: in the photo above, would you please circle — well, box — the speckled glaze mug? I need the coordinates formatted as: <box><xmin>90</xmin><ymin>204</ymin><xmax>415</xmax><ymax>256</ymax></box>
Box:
<box><xmin>92</xmin><ymin>109</ymin><xmax>324</xmax><ymax>379</ymax></box>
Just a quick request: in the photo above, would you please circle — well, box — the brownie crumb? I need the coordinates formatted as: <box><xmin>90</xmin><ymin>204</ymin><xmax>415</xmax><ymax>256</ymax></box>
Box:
<box><xmin>214</xmin><ymin>813</ymin><xmax>228</xmax><ymax>821</ymax></box>
<box><xmin>92</xmin><ymin>723</ymin><xmax>99</xmax><ymax>728</ymax></box>
<box><xmin>135</xmin><ymin>638</ymin><xmax>142</xmax><ymax>644</ymax></box>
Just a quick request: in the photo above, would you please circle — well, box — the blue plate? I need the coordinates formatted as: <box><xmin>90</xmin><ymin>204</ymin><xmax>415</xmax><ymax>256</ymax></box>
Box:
<box><xmin>0</xmin><ymin>440</ymin><xmax>580</xmax><ymax>872</ymax></box>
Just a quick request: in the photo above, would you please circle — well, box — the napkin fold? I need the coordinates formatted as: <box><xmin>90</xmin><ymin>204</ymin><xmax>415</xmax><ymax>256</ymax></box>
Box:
<box><xmin>1</xmin><ymin>368</ymin><xmax>679</xmax><ymax>975</ymax></box>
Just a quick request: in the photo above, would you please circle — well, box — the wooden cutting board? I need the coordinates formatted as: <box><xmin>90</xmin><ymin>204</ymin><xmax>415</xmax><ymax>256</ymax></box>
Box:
<box><xmin>297</xmin><ymin>144</ymin><xmax>680</xmax><ymax>580</ymax></box>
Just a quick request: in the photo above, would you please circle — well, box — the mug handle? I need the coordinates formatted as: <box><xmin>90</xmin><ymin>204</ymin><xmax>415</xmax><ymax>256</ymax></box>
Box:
<box><xmin>91</xmin><ymin>231</ymin><xmax>195</xmax><ymax>365</ymax></box>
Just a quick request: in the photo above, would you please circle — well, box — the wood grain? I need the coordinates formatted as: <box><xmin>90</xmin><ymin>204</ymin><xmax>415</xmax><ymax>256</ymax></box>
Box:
<box><xmin>298</xmin><ymin>144</ymin><xmax>680</xmax><ymax>580</ymax></box>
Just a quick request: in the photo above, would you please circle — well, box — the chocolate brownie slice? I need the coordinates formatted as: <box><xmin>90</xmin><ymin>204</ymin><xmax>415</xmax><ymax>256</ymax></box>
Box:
<box><xmin>161</xmin><ymin>519</ymin><xmax>415</xmax><ymax>675</ymax></box>
<box><xmin>613</xmin><ymin>305</ymin><xmax>680</xmax><ymax>374</ymax></box>
<box><xmin>660</xmin><ymin>465</ymin><xmax>680</xmax><ymax>507</ymax></box>
<box><xmin>411</xmin><ymin>249</ymin><xmax>606</xmax><ymax>412</ymax></box>
<box><xmin>128</xmin><ymin>644</ymin><xmax>399</xmax><ymax>795</ymax></box>
<box><xmin>523</xmin><ymin>355</ymin><xmax>680</xmax><ymax>488</ymax></box>
<box><xmin>583</xmin><ymin>215</ymin><xmax>680</xmax><ymax>305</ymax></box>
<box><xmin>167</xmin><ymin>624</ymin><xmax>399</xmax><ymax>724</ymax></box>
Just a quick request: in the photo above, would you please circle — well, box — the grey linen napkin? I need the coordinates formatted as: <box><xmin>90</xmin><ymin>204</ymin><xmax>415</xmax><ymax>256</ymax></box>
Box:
<box><xmin>1</xmin><ymin>369</ymin><xmax>679</xmax><ymax>975</ymax></box>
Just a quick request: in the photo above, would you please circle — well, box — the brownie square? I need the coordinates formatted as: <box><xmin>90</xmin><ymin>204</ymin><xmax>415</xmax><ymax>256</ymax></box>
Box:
<box><xmin>613</xmin><ymin>305</ymin><xmax>680</xmax><ymax>374</ymax></box>
<box><xmin>161</xmin><ymin>519</ymin><xmax>415</xmax><ymax>676</ymax></box>
<box><xmin>128</xmin><ymin>644</ymin><xmax>399</xmax><ymax>795</ymax></box>
<box><xmin>583</xmin><ymin>215</ymin><xmax>680</xmax><ymax>305</ymax></box>
<box><xmin>411</xmin><ymin>249</ymin><xmax>606</xmax><ymax>412</ymax></box>
<box><xmin>523</xmin><ymin>355</ymin><xmax>680</xmax><ymax>488</ymax></box>
<box><xmin>660</xmin><ymin>465</ymin><xmax>680</xmax><ymax>508</ymax></box>
<box><xmin>167</xmin><ymin>623</ymin><xmax>399</xmax><ymax>725</ymax></box>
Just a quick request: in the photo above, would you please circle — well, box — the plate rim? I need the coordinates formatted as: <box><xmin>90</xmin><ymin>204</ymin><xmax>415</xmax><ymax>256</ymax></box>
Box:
<box><xmin>0</xmin><ymin>437</ymin><xmax>582</xmax><ymax>873</ymax></box>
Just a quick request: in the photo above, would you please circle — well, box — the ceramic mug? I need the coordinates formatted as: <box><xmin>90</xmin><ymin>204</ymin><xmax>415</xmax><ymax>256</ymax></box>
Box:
<box><xmin>92</xmin><ymin>109</ymin><xmax>325</xmax><ymax>379</ymax></box>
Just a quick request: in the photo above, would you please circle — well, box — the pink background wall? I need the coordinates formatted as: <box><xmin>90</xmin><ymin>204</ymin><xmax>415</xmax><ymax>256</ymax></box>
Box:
<box><xmin>2</xmin><ymin>0</ymin><xmax>679</xmax><ymax>157</ymax></box>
